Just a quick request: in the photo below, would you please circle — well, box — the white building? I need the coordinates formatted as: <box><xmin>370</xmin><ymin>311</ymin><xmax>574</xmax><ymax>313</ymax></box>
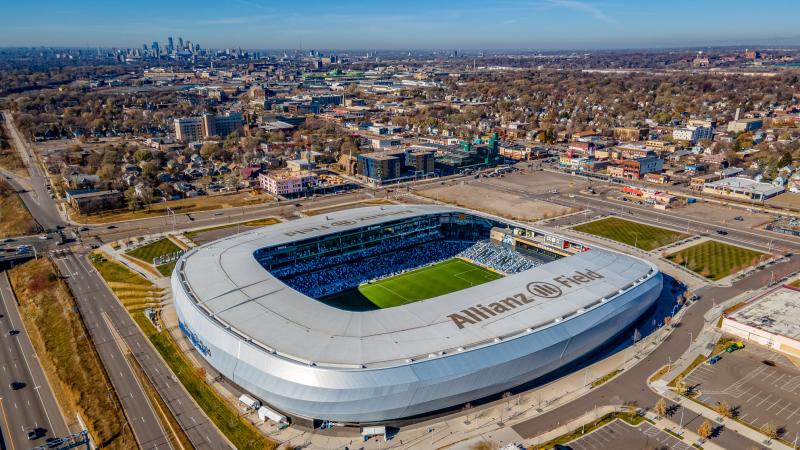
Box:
<box><xmin>673</xmin><ymin>125</ymin><xmax>714</xmax><ymax>144</ymax></box>
<box><xmin>722</xmin><ymin>286</ymin><xmax>800</xmax><ymax>358</ymax></box>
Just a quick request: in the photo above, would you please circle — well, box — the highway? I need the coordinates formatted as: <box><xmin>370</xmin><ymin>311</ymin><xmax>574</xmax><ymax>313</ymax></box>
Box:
<box><xmin>54</xmin><ymin>251</ymin><xmax>232</xmax><ymax>449</ymax></box>
<box><xmin>1</xmin><ymin>111</ymin><xmax>64</xmax><ymax>230</ymax></box>
<box><xmin>0</xmin><ymin>272</ymin><xmax>70</xmax><ymax>448</ymax></box>
<box><xmin>51</xmin><ymin>252</ymin><xmax>173</xmax><ymax>450</ymax></box>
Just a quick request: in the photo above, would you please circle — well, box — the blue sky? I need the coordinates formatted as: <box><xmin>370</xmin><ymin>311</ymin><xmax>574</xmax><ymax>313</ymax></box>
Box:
<box><xmin>1</xmin><ymin>0</ymin><xmax>799</xmax><ymax>50</ymax></box>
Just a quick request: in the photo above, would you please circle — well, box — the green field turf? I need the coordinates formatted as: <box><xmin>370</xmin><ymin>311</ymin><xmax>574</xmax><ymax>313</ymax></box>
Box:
<box><xmin>572</xmin><ymin>217</ymin><xmax>689</xmax><ymax>251</ymax></box>
<box><xmin>666</xmin><ymin>240</ymin><xmax>767</xmax><ymax>281</ymax></box>
<box><xmin>358</xmin><ymin>258</ymin><xmax>502</xmax><ymax>308</ymax></box>
<box><xmin>126</xmin><ymin>238</ymin><xmax>181</xmax><ymax>264</ymax></box>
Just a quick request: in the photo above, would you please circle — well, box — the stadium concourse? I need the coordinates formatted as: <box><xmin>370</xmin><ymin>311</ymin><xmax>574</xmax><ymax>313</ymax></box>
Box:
<box><xmin>172</xmin><ymin>205</ymin><xmax>662</xmax><ymax>423</ymax></box>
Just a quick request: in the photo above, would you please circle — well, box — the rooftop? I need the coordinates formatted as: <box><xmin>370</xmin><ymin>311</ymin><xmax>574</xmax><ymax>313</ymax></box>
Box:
<box><xmin>728</xmin><ymin>286</ymin><xmax>800</xmax><ymax>340</ymax></box>
<box><xmin>175</xmin><ymin>205</ymin><xmax>656</xmax><ymax>369</ymax></box>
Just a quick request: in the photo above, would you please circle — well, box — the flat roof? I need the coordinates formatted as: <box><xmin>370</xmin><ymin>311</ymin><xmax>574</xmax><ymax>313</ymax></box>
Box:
<box><xmin>177</xmin><ymin>205</ymin><xmax>656</xmax><ymax>368</ymax></box>
<box><xmin>728</xmin><ymin>286</ymin><xmax>800</xmax><ymax>340</ymax></box>
<box><xmin>704</xmin><ymin>177</ymin><xmax>784</xmax><ymax>195</ymax></box>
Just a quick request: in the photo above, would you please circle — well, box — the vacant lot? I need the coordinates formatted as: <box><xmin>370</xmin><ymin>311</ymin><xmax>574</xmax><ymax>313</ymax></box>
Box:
<box><xmin>0</xmin><ymin>125</ymin><xmax>28</xmax><ymax>176</ymax></box>
<box><xmin>359</xmin><ymin>258</ymin><xmax>502</xmax><ymax>308</ymax></box>
<box><xmin>9</xmin><ymin>259</ymin><xmax>135</xmax><ymax>449</ymax></box>
<box><xmin>666</xmin><ymin>240</ymin><xmax>767</xmax><ymax>281</ymax></box>
<box><xmin>127</xmin><ymin>238</ymin><xmax>181</xmax><ymax>265</ymax></box>
<box><xmin>71</xmin><ymin>191</ymin><xmax>273</xmax><ymax>224</ymax></box>
<box><xmin>418</xmin><ymin>182</ymin><xmax>575</xmax><ymax>221</ymax></box>
<box><xmin>0</xmin><ymin>179</ymin><xmax>39</xmax><ymax>237</ymax></box>
<box><xmin>572</xmin><ymin>217</ymin><xmax>689</xmax><ymax>251</ymax></box>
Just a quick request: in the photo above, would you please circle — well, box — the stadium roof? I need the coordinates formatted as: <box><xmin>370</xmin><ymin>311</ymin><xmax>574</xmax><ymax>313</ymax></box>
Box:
<box><xmin>178</xmin><ymin>205</ymin><xmax>656</xmax><ymax>369</ymax></box>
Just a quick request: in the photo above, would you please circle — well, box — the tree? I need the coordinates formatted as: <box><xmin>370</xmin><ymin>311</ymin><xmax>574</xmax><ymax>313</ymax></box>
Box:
<box><xmin>200</xmin><ymin>143</ymin><xmax>220</xmax><ymax>159</ymax></box>
<box><xmin>654</xmin><ymin>398</ymin><xmax>668</xmax><ymax>418</ymax></box>
<box><xmin>778</xmin><ymin>151</ymin><xmax>793</xmax><ymax>168</ymax></box>
<box><xmin>223</xmin><ymin>131</ymin><xmax>240</xmax><ymax>149</ymax></box>
<box><xmin>133</xmin><ymin>149</ymin><xmax>152</xmax><ymax>162</ymax></box>
<box><xmin>761</xmin><ymin>422</ymin><xmax>778</xmax><ymax>441</ymax></box>
<box><xmin>697</xmin><ymin>419</ymin><xmax>713</xmax><ymax>440</ymax></box>
<box><xmin>714</xmin><ymin>400</ymin><xmax>732</xmax><ymax>418</ymax></box>
<box><xmin>124</xmin><ymin>186</ymin><xmax>138</xmax><ymax>211</ymax></box>
<box><xmin>96</xmin><ymin>163</ymin><xmax>116</xmax><ymax>181</ymax></box>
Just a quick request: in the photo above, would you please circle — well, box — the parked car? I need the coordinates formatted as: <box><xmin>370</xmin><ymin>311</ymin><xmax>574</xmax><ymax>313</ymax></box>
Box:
<box><xmin>725</xmin><ymin>342</ymin><xmax>744</xmax><ymax>353</ymax></box>
<box><xmin>707</xmin><ymin>355</ymin><xmax>722</xmax><ymax>365</ymax></box>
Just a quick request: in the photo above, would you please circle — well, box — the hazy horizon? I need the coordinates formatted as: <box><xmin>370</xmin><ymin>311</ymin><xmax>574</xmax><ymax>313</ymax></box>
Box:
<box><xmin>2</xmin><ymin>0</ymin><xmax>799</xmax><ymax>50</ymax></box>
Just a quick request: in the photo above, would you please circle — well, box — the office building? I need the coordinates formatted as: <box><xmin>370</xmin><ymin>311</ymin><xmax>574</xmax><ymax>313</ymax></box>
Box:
<box><xmin>174</xmin><ymin>112</ymin><xmax>243</xmax><ymax>142</ymax></box>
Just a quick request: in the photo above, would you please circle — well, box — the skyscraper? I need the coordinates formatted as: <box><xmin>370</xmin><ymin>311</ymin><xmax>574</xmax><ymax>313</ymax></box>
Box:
<box><xmin>178</xmin><ymin>37</ymin><xmax>184</xmax><ymax>50</ymax></box>
<box><xmin>167</xmin><ymin>36</ymin><xmax>174</xmax><ymax>53</ymax></box>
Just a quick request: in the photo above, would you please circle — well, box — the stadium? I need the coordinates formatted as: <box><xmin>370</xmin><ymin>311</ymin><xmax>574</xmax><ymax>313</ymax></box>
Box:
<box><xmin>171</xmin><ymin>205</ymin><xmax>662</xmax><ymax>424</ymax></box>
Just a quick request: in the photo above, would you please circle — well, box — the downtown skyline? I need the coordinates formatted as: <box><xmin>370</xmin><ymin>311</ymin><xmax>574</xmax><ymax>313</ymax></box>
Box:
<box><xmin>2</xmin><ymin>0</ymin><xmax>800</xmax><ymax>51</ymax></box>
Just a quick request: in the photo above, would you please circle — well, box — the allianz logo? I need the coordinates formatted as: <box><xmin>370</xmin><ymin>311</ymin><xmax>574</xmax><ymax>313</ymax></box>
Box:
<box><xmin>446</xmin><ymin>269</ymin><xmax>604</xmax><ymax>329</ymax></box>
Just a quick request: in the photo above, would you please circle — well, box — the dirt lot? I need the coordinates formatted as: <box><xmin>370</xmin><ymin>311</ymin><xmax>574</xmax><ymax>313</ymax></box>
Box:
<box><xmin>671</xmin><ymin>201</ymin><xmax>775</xmax><ymax>230</ymax></box>
<box><xmin>767</xmin><ymin>193</ymin><xmax>800</xmax><ymax>211</ymax></box>
<box><xmin>417</xmin><ymin>181</ymin><xmax>576</xmax><ymax>222</ymax></box>
<box><xmin>485</xmin><ymin>170</ymin><xmax>589</xmax><ymax>195</ymax></box>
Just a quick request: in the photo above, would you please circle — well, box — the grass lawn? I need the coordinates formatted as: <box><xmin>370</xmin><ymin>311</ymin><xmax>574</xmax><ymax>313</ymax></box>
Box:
<box><xmin>156</xmin><ymin>261</ymin><xmax>177</xmax><ymax>277</ymax></box>
<box><xmin>0</xmin><ymin>179</ymin><xmax>40</xmax><ymax>237</ymax></box>
<box><xmin>666</xmin><ymin>240</ymin><xmax>767</xmax><ymax>281</ymax></box>
<box><xmin>358</xmin><ymin>258</ymin><xmax>502</xmax><ymax>308</ymax></box>
<box><xmin>572</xmin><ymin>217</ymin><xmax>689</xmax><ymax>251</ymax></box>
<box><xmin>183</xmin><ymin>216</ymin><xmax>280</xmax><ymax>241</ymax></box>
<box><xmin>9</xmin><ymin>259</ymin><xmax>136</xmax><ymax>448</ymax></box>
<box><xmin>91</xmin><ymin>254</ymin><xmax>276</xmax><ymax>449</ymax></box>
<box><xmin>127</xmin><ymin>238</ymin><xmax>181</xmax><ymax>265</ymax></box>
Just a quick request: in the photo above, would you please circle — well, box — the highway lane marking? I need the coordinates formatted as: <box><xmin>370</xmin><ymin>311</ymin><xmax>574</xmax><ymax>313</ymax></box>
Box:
<box><xmin>0</xmin><ymin>273</ymin><xmax>59</xmax><ymax>434</ymax></box>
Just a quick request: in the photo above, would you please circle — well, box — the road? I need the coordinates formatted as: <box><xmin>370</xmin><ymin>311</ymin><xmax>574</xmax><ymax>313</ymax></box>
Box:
<box><xmin>1</xmin><ymin>111</ymin><xmax>65</xmax><ymax>230</ymax></box>
<box><xmin>54</xmin><ymin>251</ymin><xmax>232</xmax><ymax>449</ymax></box>
<box><xmin>51</xmin><ymin>252</ymin><xmax>173</xmax><ymax>450</ymax></box>
<box><xmin>0</xmin><ymin>272</ymin><xmax>70</xmax><ymax>449</ymax></box>
<box><xmin>472</xmin><ymin>177</ymin><xmax>799</xmax><ymax>254</ymax></box>
<box><xmin>508</xmin><ymin>253</ymin><xmax>800</xmax><ymax>449</ymax></box>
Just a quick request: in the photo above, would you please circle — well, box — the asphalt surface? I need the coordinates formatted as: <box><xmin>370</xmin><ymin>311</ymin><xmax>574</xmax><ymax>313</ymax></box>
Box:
<box><xmin>511</xmin><ymin>252</ymin><xmax>800</xmax><ymax>449</ymax></box>
<box><xmin>54</xmin><ymin>251</ymin><xmax>232</xmax><ymax>449</ymax></box>
<box><xmin>1</xmin><ymin>111</ymin><xmax>65</xmax><ymax>230</ymax></box>
<box><xmin>0</xmin><ymin>272</ymin><xmax>70</xmax><ymax>448</ymax></box>
<box><xmin>50</xmin><ymin>252</ymin><xmax>173</xmax><ymax>450</ymax></box>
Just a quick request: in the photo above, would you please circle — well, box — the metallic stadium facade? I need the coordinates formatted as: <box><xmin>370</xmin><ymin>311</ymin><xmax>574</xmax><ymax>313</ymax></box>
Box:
<box><xmin>172</xmin><ymin>205</ymin><xmax>662</xmax><ymax>423</ymax></box>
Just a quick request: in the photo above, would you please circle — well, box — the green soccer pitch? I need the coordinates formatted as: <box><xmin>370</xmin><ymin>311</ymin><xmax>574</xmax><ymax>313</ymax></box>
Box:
<box><xmin>358</xmin><ymin>258</ymin><xmax>503</xmax><ymax>309</ymax></box>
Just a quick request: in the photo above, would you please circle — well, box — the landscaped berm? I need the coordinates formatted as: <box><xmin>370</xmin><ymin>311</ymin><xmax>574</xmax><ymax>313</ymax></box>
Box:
<box><xmin>358</xmin><ymin>258</ymin><xmax>502</xmax><ymax>308</ymax></box>
<box><xmin>572</xmin><ymin>217</ymin><xmax>689</xmax><ymax>251</ymax></box>
<box><xmin>666</xmin><ymin>240</ymin><xmax>767</xmax><ymax>281</ymax></box>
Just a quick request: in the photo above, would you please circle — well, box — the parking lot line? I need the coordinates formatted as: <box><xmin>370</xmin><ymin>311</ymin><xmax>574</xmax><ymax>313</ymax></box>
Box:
<box><xmin>777</xmin><ymin>401</ymin><xmax>793</xmax><ymax>415</ymax></box>
<box><xmin>789</xmin><ymin>406</ymin><xmax>800</xmax><ymax>421</ymax></box>
<box><xmin>756</xmin><ymin>393</ymin><xmax>773</xmax><ymax>407</ymax></box>
<box><xmin>766</xmin><ymin>398</ymin><xmax>783</xmax><ymax>411</ymax></box>
<box><xmin>748</xmin><ymin>389</ymin><xmax>763</xmax><ymax>403</ymax></box>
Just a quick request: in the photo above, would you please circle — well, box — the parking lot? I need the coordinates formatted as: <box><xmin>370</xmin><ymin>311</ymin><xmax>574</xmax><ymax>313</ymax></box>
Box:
<box><xmin>565</xmin><ymin>419</ymin><xmax>692</xmax><ymax>450</ymax></box>
<box><xmin>684</xmin><ymin>343</ymin><xmax>800</xmax><ymax>442</ymax></box>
